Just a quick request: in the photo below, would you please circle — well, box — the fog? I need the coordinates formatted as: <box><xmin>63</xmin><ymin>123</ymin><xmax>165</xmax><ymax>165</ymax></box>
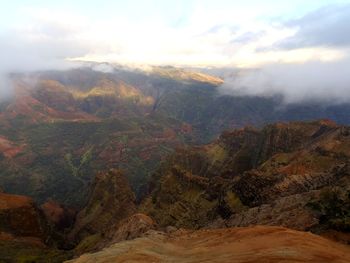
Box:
<box><xmin>1</xmin><ymin>2</ymin><xmax>350</xmax><ymax>105</ymax></box>
<box><xmin>219</xmin><ymin>57</ymin><xmax>350</xmax><ymax>104</ymax></box>
<box><xmin>0</xmin><ymin>31</ymin><xmax>81</xmax><ymax>101</ymax></box>
<box><xmin>219</xmin><ymin>4</ymin><xmax>350</xmax><ymax>105</ymax></box>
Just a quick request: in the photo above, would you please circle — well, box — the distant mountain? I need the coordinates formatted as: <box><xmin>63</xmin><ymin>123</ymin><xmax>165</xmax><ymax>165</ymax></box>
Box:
<box><xmin>1</xmin><ymin>65</ymin><xmax>350</xmax><ymax>207</ymax></box>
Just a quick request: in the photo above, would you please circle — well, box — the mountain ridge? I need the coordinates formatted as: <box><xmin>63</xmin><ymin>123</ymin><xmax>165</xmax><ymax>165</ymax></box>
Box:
<box><xmin>1</xmin><ymin>66</ymin><xmax>350</xmax><ymax>213</ymax></box>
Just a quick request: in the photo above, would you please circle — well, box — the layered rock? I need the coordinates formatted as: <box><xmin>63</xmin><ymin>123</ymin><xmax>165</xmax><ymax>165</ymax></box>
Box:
<box><xmin>213</xmin><ymin>191</ymin><xmax>320</xmax><ymax>231</ymax></box>
<box><xmin>108</xmin><ymin>213</ymin><xmax>156</xmax><ymax>243</ymax></box>
<box><xmin>69</xmin><ymin>169</ymin><xmax>137</xmax><ymax>252</ymax></box>
<box><xmin>41</xmin><ymin>199</ymin><xmax>77</xmax><ymax>231</ymax></box>
<box><xmin>66</xmin><ymin>226</ymin><xmax>350</xmax><ymax>263</ymax></box>
<box><xmin>0</xmin><ymin>192</ymin><xmax>73</xmax><ymax>262</ymax></box>
<box><xmin>141</xmin><ymin>120</ymin><xmax>350</xmax><ymax>233</ymax></box>
<box><xmin>0</xmin><ymin>192</ymin><xmax>48</xmax><ymax>243</ymax></box>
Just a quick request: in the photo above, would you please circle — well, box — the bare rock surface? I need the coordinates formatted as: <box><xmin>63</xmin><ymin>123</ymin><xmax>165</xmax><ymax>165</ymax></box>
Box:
<box><xmin>66</xmin><ymin>226</ymin><xmax>350</xmax><ymax>263</ymax></box>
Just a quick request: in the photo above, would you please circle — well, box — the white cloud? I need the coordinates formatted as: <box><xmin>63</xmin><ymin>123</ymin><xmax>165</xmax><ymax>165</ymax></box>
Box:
<box><xmin>1</xmin><ymin>3</ymin><xmax>350</xmax><ymax>104</ymax></box>
<box><xmin>220</xmin><ymin>52</ymin><xmax>350</xmax><ymax>104</ymax></box>
<box><xmin>2</xmin><ymin>4</ymin><xmax>346</xmax><ymax>68</ymax></box>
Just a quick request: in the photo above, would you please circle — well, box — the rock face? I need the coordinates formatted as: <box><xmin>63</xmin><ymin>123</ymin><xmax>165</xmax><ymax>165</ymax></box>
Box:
<box><xmin>222</xmin><ymin>191</ymin><xmax>320</xmax><ymax>230</ymax></box>
<box><xmin>108</xmin><ymin>213</ymin><xmax>156</xmax><ymax>244</ymax></box>
<box><xmin>69</xmin><ymin>169</ymin><xmax>137</xmax><ymax>251</ymax></box>
<box><xmin>3</xmin><ymin>68</ymin><xmax>350</xmax><ymax>208</ymax></box>
<box><xmin>66</xmin><ymin>226</ymin><xmax>350</xmax><ymax>263</ymax></box>
<box><xmin>74</xmin><ymin>213</ymin><xmax>156</xmax><ymax>255</ymax></box>
<box><xmin>0</xmin><ymin>171</ymin><xmax>150</xmax><ymax>261</ymax></box>
<box><xmin>0</xmin><ymin>192</ymin><xmax>48</xmax><ymax>242</ymax></box>
<box><xmin>141</xmin><ymin>120</ymin><xmax>350</xmax><ymax>233</ymax></box>
<box><xmin>0</xmin><ymin>192</ymin><xmax>73</xmax><ymax>262</ymax></box>
<box><xmin>41</xmin><ymin>200</ymin><xmax>77</xmax><ymax>231</ymax></box>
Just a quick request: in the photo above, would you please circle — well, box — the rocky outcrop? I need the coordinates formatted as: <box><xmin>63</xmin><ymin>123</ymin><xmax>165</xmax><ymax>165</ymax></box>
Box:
<box><xmin>66</xmin><ymin>226</ymin><xmax>350</xmax><ymax>263</ymax></box>
<box><xmin>0</xmin><ymin>192</ymin><xmax>73</xmax><ymax>262</ymax></box>
<box><xmin>141</xmin><ymin>120</ymin><xmax>350</xmax><ymax>233</ymax></box>
<box><xmin>69</xmin><ymin>169</ymin><xmax>136</xmax><ymax>251</ymax></box>
<box><xmin>73</xmin><ymin>213</ymin><xmax>156</xmax><ymax>255</ymax></box>
<box><xmin>108</xmin><ymin>213</ymin><xmax>156</xmax><ymax>243</ymax></box>
<box><xmin>209</xmin><ymin>191</ymin><xmax>320</xmax><ymax>231</ymax></box>
<box><xmin>0</xmin><ymin>171</ymin><xmax>150</xmax><ymax>261</ymax></box>
<box><xmin>41</xmin><ymin>199</ymin><xmax>77</xmax><ymax>231</ymax></box>
<box><xmin>0</xmin><ymin>192</ymin><xmax>48</xmax><ymax>242</ymax></box>
<box><xmin>140</xmin><ymin>164</ymin><xmax>224</xmax><ymax>229</ymax></box>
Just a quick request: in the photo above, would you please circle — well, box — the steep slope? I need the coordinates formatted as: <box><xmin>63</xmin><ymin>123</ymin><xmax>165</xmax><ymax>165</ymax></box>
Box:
<box><xmin>0</xmin><ymin>192</ymin><xmax>48</xmax><ymax>241</ymax></box>
<box><xmin>66</xmin><ymin>226</ymin><xmax>350</xmax><ymax>263</ymax></box>
<box><xmin>68</xmin><ymin>169</ymin><xmax>136</xmax><ymax>252</ymax></box>
<box><xmin>2</xmin><ymin>66</ymin><xmax>350</xmax><ymax>208</ymax></box>
<box><xmin>0</xmin><ymin>170</ymin><xmax>152</xmax><ymax>262</ymax></box>
<box><xmin>0</xmin><ymin>78</ymin><xmax>98</xmax><ymax>125</ymax></box>
<box><xmin>0</xmin><ymin>69</ymin><xmax>199</xmax><ymax>206</ymax></box>
<box><xmin>0</xmin><ymin>192</ymin><xmax>72</xmax><ymax>262</ymax></box>
<box><xmin>151</xmin><ymin>66</ymin><xmax>224</xmax><ymax>85</ymax></box>
<box><xmin>141</xmin><ymin>120</ymin><xmax>350</xmax><ymax>233</ymax></box>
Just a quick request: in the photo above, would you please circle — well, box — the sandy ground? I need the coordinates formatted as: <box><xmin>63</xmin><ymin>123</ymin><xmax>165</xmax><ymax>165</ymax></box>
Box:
<box><xmin>67</xmin><ymin>225</ymin><xmax>350</xmax><ymax>263</ymax></box>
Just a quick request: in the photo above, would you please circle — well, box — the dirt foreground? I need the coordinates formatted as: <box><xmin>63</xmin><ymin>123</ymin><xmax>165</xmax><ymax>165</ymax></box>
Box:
<box><xmin>67</xmin><ymin>226</ymin><xmax>350</xmax><ymax>263</ymax></box>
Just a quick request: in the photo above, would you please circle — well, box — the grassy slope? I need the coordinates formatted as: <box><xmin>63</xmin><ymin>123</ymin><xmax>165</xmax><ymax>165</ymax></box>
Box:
<box><xmin>0</xmin><ymin>113</ymin><xmax>190</xmax><ymax>206</ymax></box>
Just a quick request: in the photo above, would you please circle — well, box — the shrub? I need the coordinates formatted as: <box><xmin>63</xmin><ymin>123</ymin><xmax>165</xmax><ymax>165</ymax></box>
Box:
<box><xmin>308</xmin><ymin>187</ymin><xmax>350</xmax><ymax>232</ymax></box>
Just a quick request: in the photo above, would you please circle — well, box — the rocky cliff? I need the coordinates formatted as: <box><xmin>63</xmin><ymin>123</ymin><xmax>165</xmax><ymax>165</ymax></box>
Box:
<box><xmin>0</xmin><ymin>192</ymin><xmax>72</xmax><ymax>262</ymax></box>
<box><xmin>68</xmin><ymin>169</ymin><xmax>137</xmax><ymax>253</ymax></box>
<box><xmin>141</xmin><ymin>120</ymin><xmax>350</xmax><ymax>235</ymax></box>
<box><xmin>1</xmin><ymin>120</ymin><xmax>350</xmax><ymax>262</ymax></box>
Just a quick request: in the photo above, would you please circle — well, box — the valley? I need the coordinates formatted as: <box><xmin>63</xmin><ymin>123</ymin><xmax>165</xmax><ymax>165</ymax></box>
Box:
<box><xmin>1</xmin><ymin>66</ymin><xmax>350</xmax><ymax>206</ymax></box>
<box><xmin>0</xmin><ymin>66</ymin><xmax>349</xmax><ymax>262</ymax></box>
<box><xmin>2</xmin><ymin>1</ymin><xmax>350</xmax><ymax>262</ymax></box>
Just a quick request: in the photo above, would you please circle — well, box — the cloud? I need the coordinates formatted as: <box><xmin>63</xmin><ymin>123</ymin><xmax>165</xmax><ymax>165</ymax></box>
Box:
<box><xmin>219</xmin><ymin>54</ymin><xmax>350</xmax><ymax>104</ymax></box>
<box><xmin>2</xmin><ymin>3</ymin><xmax>344</xmax><ymax>70</ymax></box>
<box><xmin>91</xmin><ymin>63</ymin><xmax>115</xmax><ymax>73</ymax></box>
<box><xmin>0</xmin><ymin>75</ymin><xmax>13</xmax><ymax>101</ymax></box>
<box><xmin>0</xmin><ymin>9</ymin><xmax>89</xmax><ymax>100</ymax></box>
<box><xmin>276</xmin><ymin>4</ymin><xmax>350</xmax><ymax>49</ymax></box>
<box><xmin>1</xmin><ymin>3</ymin><xmax>350</xmax><ymax>105</ymax></box>
<box><xmin>218</xmin><ymin>3</ymin><xmax>350</xmax><ymax>104</ymax></box>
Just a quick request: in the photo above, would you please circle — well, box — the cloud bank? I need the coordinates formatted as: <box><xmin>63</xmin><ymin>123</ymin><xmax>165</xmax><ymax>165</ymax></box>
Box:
<box><xmin>0</xmin><ymin>11</ymin><xmax>87</xmax><ymax>100</ymax></box>
<box><xmin>220</xmin><ymin>4</ymin><xmax>350</xmax><ymax>104</ymax></box>
<box><xmin>220</xmin><ymin>58</ymin><xmax>350</xmax><ymax>104</ymax></box>
<box><xmin>0</xmin><ymin>2</ymin><xmax>350</xmax><ymax>104</ymax></box>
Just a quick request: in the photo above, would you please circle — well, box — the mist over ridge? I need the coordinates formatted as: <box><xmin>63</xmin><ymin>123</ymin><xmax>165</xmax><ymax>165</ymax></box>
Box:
<box><xmin>1</xmin><ymin>1</ymin><xmax>350</xmax><ymax>105</ymax></box>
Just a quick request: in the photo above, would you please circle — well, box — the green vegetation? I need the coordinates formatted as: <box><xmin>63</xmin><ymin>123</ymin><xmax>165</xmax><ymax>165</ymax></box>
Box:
<box><xmin>3</xmin><ymin>69</ymin><xmax>350</xmax><ymax>210</ymax></box>
<box><xmin>65</xmin><ymin>146</ymin><xmax>94</xmax><ymax>181</ymax></box>
<box><xmin>74</xmin><ymin>234</ymin><xmax>102</xmax><ymax>255</ymax></box>
<box><xmin>0</xmin><ymin>112</ymin><xmax>192</xmax><ymax>206</ymax></box>
<box><xmin>308</xmin><ymin>187</ymin><xmax>350</xmax><ymax>232</ymax></box>
<box><xmin>0</xmin><ymin>241</ymin><xmax>72</xmax><ymax>263</ymax></box>
<box><xmin>225</xmin><ymin>191</ymin><xmax>246</xmax><ymax>213</ymax></box>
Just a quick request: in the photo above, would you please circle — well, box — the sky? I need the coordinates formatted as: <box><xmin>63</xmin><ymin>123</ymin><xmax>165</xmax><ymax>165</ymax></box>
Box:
<box><xmin>0</xmin><ymin>0</ymin><xmax>349</xmax><ymax>67</ymax></box>
<box><xmin>1</xmin><ymin>0</ymin><xmax>350</xmax><ymax>103</ymax></box>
